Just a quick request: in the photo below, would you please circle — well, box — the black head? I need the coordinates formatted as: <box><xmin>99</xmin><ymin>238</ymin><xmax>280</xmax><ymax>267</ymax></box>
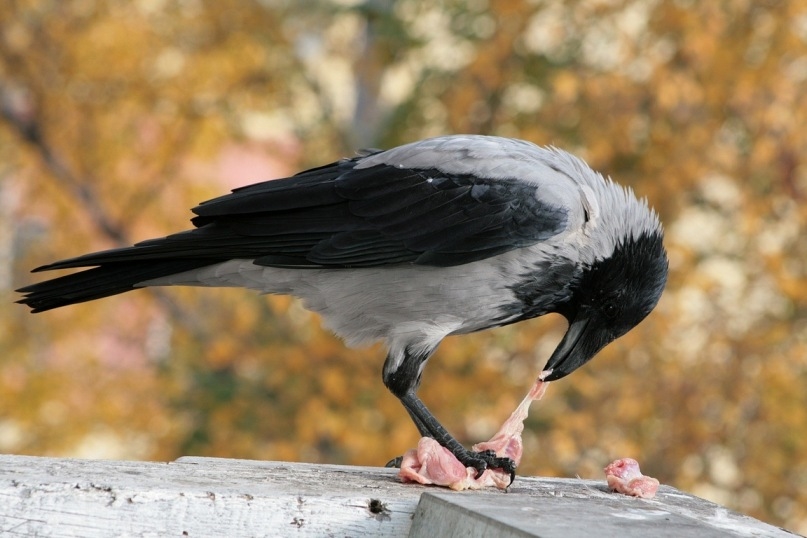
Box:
<box><xmin>542</xmin><ymin>230</ymin><xmax>669</xmax><ymax>381</ymax></box>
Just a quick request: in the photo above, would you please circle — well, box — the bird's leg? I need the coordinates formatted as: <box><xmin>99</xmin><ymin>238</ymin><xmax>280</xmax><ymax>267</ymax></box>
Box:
<box><xmin>382</xmin><ymin>347</ymin><xmax>516</xmax><ymax>480</ymax></box>
<box><xmin>399</xmin><ymin>392</ymin><xmax>516</xmax><ymax>481</ymax></box>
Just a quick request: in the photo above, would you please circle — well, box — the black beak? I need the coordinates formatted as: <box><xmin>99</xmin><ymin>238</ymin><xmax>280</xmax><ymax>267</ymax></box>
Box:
<box><xmin>541</xmin><ymin>311</ymin><xmax>605</xmax><ymax>382</ymax></box>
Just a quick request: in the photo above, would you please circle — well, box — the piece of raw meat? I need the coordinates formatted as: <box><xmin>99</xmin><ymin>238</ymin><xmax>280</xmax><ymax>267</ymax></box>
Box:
<box><xmin>603</xmin><ymin>458</ymin><xmax>660</xmax><ymax>499</ymax></box>
<box><xmin>399</xmin><ymin>370</ymin><xmax>551</xmax><ymax>490</ymax></box>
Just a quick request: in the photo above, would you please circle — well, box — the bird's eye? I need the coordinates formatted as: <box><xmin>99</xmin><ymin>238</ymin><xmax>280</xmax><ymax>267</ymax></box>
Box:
<box><xmin>603</xmin><ymin>302</ymin><xmax>619</xmax><ymax>319</ymax></box>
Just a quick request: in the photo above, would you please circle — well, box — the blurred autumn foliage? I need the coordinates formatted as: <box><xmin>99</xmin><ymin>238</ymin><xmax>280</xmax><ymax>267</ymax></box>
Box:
<box><xmin>1</xmin><ymin>0</ymin><xmax>806</xmax><ymax>533</ymax></box>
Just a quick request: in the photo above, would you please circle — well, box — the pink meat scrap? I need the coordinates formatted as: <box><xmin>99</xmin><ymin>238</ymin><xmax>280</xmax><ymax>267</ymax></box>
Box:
<box><xmin>603</xmin><ymin>458</ymin><xmax>659</xmax><ymax>499</ymax></box>
<box><xmin>398</xmin><ymin>371</ymin><xmax>551</xmax><ymax>491</ymax></box>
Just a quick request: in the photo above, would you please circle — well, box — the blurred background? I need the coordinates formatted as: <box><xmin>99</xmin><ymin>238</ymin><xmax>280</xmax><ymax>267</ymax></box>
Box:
<box><xmin>1</xmin><ymin>0</ymin><xmax>806</xmax><ymax>533</ymax></box>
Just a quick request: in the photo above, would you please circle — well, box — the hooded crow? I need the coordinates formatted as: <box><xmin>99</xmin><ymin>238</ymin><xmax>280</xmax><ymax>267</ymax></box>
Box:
<box><xmin>16</xmin><ymin>135</ymin><xmax>669</xmax><ymax>479</ymax></box>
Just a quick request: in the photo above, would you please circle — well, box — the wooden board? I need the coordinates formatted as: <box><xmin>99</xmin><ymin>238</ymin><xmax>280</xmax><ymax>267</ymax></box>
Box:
<box><xmin>0</xmin><ymin>455</ymin><xmax>796</xmax><ymax>537</ymax></box>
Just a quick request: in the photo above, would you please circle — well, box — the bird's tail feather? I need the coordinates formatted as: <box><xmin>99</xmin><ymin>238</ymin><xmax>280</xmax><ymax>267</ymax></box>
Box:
<box><xmin>16</xmin><ymin>258</ymin><xmax>218</xmax><ymax>313</ymax></box>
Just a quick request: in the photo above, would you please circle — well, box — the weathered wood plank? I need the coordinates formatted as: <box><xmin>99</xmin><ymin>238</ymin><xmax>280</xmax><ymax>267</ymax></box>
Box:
<box><xmin>0</xmin><ymin>454</ymin><xmax>796</xmax><ymax>537</ymax></box>
<box><xmin>0</xmin><ymin>455</ymin><xmax>418</xmax><ymax>537</ymax></box>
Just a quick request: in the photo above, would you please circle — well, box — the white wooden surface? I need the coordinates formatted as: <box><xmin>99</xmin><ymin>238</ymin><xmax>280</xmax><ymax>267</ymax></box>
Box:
<box><xmin>0</xmin><ymin>454</ymin><xmax>797</xmax><ymax>537</ymax></box>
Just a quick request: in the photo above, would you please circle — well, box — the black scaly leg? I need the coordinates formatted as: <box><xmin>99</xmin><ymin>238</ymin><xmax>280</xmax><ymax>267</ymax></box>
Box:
<box><xmin>382</xmin><ymin>346</ymin><xmax>517</xmax><ymax>483</ymax></box>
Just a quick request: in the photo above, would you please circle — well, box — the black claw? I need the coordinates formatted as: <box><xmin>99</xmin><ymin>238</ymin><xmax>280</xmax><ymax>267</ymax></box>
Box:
<box><xmin>385</xmin><ymin>456</ymin><xmax>403</xmax><ymax>468</ymax></box>
<box><xmin>471</xmin><ymin>459</ymin><xmax>488</xmax><ymax>479</ymax></box>
<box><xmin>492</xmin><ymin>457</ymin><xmax>517</xmax><ymax>486</ymax></box>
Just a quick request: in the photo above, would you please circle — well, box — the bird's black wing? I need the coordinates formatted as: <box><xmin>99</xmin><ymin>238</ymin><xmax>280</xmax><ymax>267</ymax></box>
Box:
<box><xmin>192</xmin><ymin>157</ymin><xmax>569</xmax><ymax>268</ymax></box>
<box><xmin>35</xmin><ymin>154</ymin><xmax>570</xmax><ymax>272</ymax></box>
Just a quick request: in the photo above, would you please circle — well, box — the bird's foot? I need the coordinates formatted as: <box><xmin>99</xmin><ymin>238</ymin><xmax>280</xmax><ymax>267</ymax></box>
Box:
<box><xmin>387</xmin><ymin>448</ymin><xmax>516</xmax><ymax>484</ymax></box>
<box><xmin>459</xmin><ymin>449</ymin><xmax>517</xmax><ymax>483</ymax></box>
